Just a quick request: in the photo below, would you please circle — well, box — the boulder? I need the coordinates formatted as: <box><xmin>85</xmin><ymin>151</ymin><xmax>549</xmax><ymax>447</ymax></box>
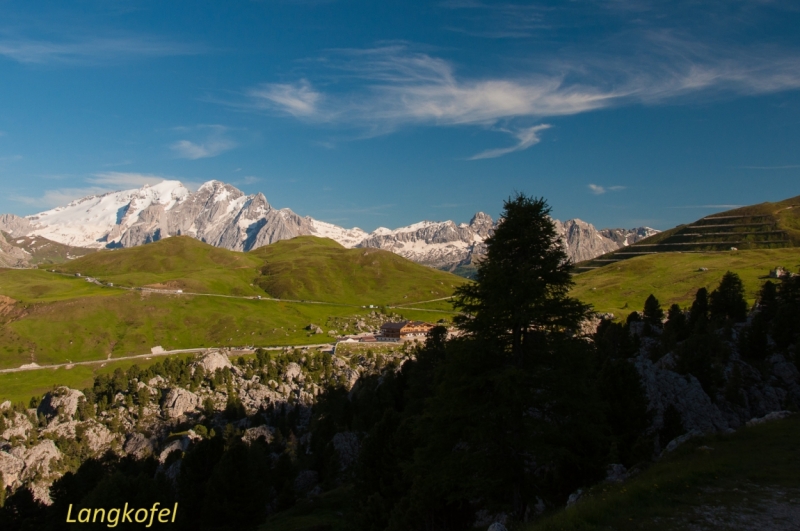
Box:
<box><xmin>162</xmin><ymin>388</ymin><xmax>202</xmax><ymax>418</ymax></box>
<box><xmin>158</xmin><ymin>438</ymin><xmax>188</xmax><ymax>463</ymax></box>
<box><xmin>37</xmin><ymin>387</ymin><xmax>84</xmax><ymax>419</ymax></box>
<box><xmin>242</xmin><ymin>424</ymin><xmax>274</xmax><ymax>445</ymax></box>
<box><xmin>283</xmin><ymin>362</ymin><xmax>303</xmax><ymax>383</ymax></box>
<box><xmin>1</xmin><ymin>411</ymin><xmax>33</xmax><ymax>440</ymax></box>
<box><xmin>195</xmin><ymin>350</ymin><xmax>233</xmax><ymax>374</ymax></box>
<box><xmin>124</xmin><ymin>432</ymin><xmax>154</xmax><ymax>459</ymax></box>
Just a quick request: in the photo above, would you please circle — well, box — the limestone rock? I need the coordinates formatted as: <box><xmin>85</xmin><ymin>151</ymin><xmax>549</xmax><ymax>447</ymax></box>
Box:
<box><xmin>635</xmin><ymin>356</ymin><xmax>729</xmax><ymax>435</ymax></box>
<box><xmin>1</xmin><ymin>411</ymin><xmax>33</xmax><ymax>440</ymax></box>
<box><xmin>37</xmin><ymin>387</ymin><xmax>84</xmax><ymax>419</ymax></box>
<box><xmin>488</xmin><ymin>523</ymin><xmax>509</xmax><ymax>531</ymax></box>
<box><xmin>158</xmin><ymin>438</ymin><xmax>189</xmax><ymax>463</ymax></box>
<box><xmin>283</xmin><ymin>362</ymin><xmax>303</xmax><ymax>383</ymax></box>
<box><xmin>242</xmin><ymin>424</ymin><xmax>274</xmax><ymax>445</ymax></box>
<box><xmin>162</xmin><ymin>388</ymin><xmax>201</xmax><ymax>418</ymax></box>
<box><xmin>124</xmin><ymin>432</ymin><xmax>154</xmax><ymax>459</ymax></box>
<box><xmin>0</xmin><ymin>451</ymin><xmax>25</xmax><ymax>488</ymax></box>
<box><xmin>195</xmin><ymin>350</ymin><xmax>233</xmax><ymax>374</ymax></box>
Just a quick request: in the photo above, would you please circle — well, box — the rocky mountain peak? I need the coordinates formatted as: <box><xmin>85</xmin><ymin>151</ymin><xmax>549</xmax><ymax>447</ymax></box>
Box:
<box><xmin>5</xmin><ymin>179</ymin><xmax>659</xmax><ymax>273</ymax></box>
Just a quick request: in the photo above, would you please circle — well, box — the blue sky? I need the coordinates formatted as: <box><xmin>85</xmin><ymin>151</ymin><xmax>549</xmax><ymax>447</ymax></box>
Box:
<box><xmin>0</xmin><ymin>0</ymin><xmax>799</xmax><ymax>231</ymax></box>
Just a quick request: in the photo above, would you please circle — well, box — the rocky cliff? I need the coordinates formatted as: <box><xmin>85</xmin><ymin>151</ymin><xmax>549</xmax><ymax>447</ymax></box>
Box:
<box><xmin>2</xmin><ymin>180</ymin><xmax>657</xmax><ymax>272</ymax></box>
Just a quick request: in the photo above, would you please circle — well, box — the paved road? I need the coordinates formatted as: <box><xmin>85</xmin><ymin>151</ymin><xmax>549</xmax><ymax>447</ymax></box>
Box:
<box><xmin>0</xmin><ymin>343</ymin><xmax>338</xmax><ymax>375</ymax></box>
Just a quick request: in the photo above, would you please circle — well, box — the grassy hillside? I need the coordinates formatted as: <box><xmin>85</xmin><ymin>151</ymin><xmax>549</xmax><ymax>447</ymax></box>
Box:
<box><xmin>577</xmin><ymin>195</ymin><xmax>800</xmax><ymax>271</ymax></box>
<box><xmin>0</xmin><ymin>236</ymin><xmax>465</xmax><ymax>392</ymax></box>
<box><xmin>55</xmin><ymin>236</ymin><xmax>264</xmax><ymax>296</ymax></box>
<box><xmin>571</xmin><ymin>248</ymin><xmax>800</xmax><ymax>316</ymax></box>
<box><xmin>53</xmin><ymin>235</ymin><xmax>468</xmax><ymax>304</ymax></box>
<box><xmin>251</xmin><ymin>236</ymin><xmax>467</xmax><ymax>305</ymax></box>
<box><xmin>526</xmin><ymin>415</ymin><xmax>800</xmax><ymax>531</ymax></box>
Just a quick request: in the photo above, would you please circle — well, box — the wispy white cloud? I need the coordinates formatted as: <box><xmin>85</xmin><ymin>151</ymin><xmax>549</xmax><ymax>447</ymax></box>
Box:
<box><xmin>170</xmin><ymin>125</ymin><xmax>237</xmax><ymax>160</ymax></box>
<box><xmin>240</xmin><ymin>26</ymin><xmax>800</xmax><ymax>158</ymax></box>
<box><xmin>588</xmin><ymin>184</ymin><xmax>626</xmax><ymax>195</ymax></box>
<box><xmin>0</xmin><ymin>36</ymin><xmax>204</xmax><ymax>65</ymax></box>
<box><xmin>248</xmin><ymin>80</ymin><xmax>322</xmax><ymax>117</ymax></box>
<box><xmin>469</xmin><ymin>124</ymin><xmax>551</xmax><ymax>159</ymax></box>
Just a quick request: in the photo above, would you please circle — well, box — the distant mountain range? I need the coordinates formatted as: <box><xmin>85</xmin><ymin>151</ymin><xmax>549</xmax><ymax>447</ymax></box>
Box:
<box><xmin>0</xmin><ymin>180</ymin><xmax>658</xmax><ymax>272</ymax></box>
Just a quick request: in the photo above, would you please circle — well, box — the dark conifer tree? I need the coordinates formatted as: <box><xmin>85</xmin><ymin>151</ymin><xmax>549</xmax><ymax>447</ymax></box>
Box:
<box><xmin>643</xmin><ymin>294</ymin><xmax>664</xmax><ymax>326</ymax></box>
<box><xmin>709</xmin><ymin>271</ymin><xmax>748</xmax><ymax>323</ymax></box>
<box><xmin>689</xmin><ymin>287</ymin><xmax>710</xmax><ymax>333</ymax></box>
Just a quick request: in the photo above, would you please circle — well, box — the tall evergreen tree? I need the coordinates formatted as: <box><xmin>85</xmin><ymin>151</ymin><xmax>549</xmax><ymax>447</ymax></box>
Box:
<box><xmin>643</xmin><ymin>294</ymin><xmax>664</xmax><ymax>327</ymax></box>
<box><xmin>390</xmin><ymin>194</ymin><xmax>603</xmax><ymax>526</ymax></box>
<box><xmin>709</xmin><ymin>271</ymin><xmax>748</xmax><ymax>323</ymax></box>
<box><xmin>452</xmin><ymin>194</ymin><xmax>590</xmax><ymax>363</ymax></box>
<box><xmin>689</xmin><ymin>287</ymin><xmax>710</xmax><ymax>333</ymax></box>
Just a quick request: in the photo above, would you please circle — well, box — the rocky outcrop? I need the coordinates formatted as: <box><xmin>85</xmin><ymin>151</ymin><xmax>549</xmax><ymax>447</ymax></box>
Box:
<box><xmin>0</xmin><ymin>214</ymin><xmax>33</xmax><ymax>236</ymax></box>
<box><xmin>195</xmin><ymin>350</ymin><xmax>233</xmax><ymax>374</ymax></box>
<box><xmin>0</xmin><ymin>440</ymin><xmax>62</xmax><ymax>503</ymax></box>
<box><xmin>162</xmin><ymin>388</ymin><xmax>202</xmax><ymax>418</ymax></box>
<box><xmin>37</xmin><ymin>387</ymin><xmax>85</xmax><ymax>419</ymax></box>
<box><xmin>242</xmin><ymin>424</ymin><xmax>274</xmax><ymax>444</ymax></box>
<box><xmin>124</xmin><ymin>432</ymin><xmax>155</xmax><ymax>459</ymax></box>
<box><xmin>636</xmin><ymin>356</ymin><xmax>730</xmax><ymax>435</ymax></box>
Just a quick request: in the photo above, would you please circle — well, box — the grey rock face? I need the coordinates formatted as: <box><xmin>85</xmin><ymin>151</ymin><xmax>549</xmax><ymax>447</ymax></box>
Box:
<box><xmin>195</xmin><ymin>350</ymin><xmax>233</xmax><ymax>374</ymax></box>
<box><xmin>124</xmin><ymin>432</ymin><xmax>155</xmax><ymax>459</ymax></box>
<box><xmin>162</xmin><ymin>388</ymin><xmax>202</xmax><ymax>418</ymax></box>
<box><xmin>636</xmin><ymin>356</ymin><xmax>730</xmax><ymax>435</ymax></box>
<box><xmin>8</xmin><ymin>180</ymin><xmax>659</xmax><ymax>272</ymax></box>
<box><xmin>37</xmin><ymin>387</ymin><xmax>85</xmax><ymax>419</ymax></box>
<box><xmin>1</xmin><ymin>440</ymin><xmax>62</xmax><ymax>502</ymax></box>
<box><xmin>1</xmin><ymin>411</ymin><xmax>33</xmax><ymax>440</ymax></box>
<box><xmin>0</xmin><ymin>214</ymin><xmax>34</xmax><ymax>236</ymax></box>
<box><xmin>242</xmin><ymin>424</ymin><xmax>275</xmax><ymax>445</ymax></box>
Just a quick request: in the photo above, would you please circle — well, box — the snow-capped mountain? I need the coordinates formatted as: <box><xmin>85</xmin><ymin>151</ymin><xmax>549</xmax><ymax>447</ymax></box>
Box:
<box><xmin>0</xmin><ymin>180</ymin><xmax>658</xmax><ymax>271</ymax></box>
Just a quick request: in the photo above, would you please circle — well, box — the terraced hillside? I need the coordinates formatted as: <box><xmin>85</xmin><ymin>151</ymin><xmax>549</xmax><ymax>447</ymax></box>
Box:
<box><xmin>577</xmin><ymin>195</ymin><xmax>800</xmax><ymax>271</ymax></box>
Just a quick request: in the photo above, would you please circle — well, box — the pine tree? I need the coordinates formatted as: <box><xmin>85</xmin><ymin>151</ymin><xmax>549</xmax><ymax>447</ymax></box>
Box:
<box><xmin>709</xmin><ymin>271</ymin><xmax>748</xmax><ymax>323</ymax></box>
<box><xmin>452</xmin><ymin>194</ymin><xmax>590</xmax><ymax>363</ymax></box>
<box><xmin>689</xmin><ymin>287</ymin><xmax>710</xmax><ymax>333</ymax></box>
<box><xmin>395</xmin><ymin>194</ymin><xmax>602</xmax><ymax>524</ymax></box>
<box><xmin>643</xmin><ymin>294</ymin><xmax>665</xmax><ymax>330</ymax></box>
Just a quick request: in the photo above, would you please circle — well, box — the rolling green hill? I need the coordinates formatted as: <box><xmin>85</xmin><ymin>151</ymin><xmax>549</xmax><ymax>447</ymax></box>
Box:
<box><xmin>250</xmin><ymin>236</ymin><xmax>465</xmax><ymax>304</ymax></box>
<box><xmin>53</xmin><ymin>235</ymin><xmax>467</xmax><ymax>304</ymax></box>
<box><xmin>577</xmin><ymin>195</ymin><xmax>800</xmax><ymax>272</ymax></box>
<box><xmin>571</xmin><ymin>248</ymin><xmax>800</xmax><ymax>316</ymax></box>
<box><xmin>0</xmin><ymin>236</ymin><xmax>467</xmax><ymax>379</ymax></box>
